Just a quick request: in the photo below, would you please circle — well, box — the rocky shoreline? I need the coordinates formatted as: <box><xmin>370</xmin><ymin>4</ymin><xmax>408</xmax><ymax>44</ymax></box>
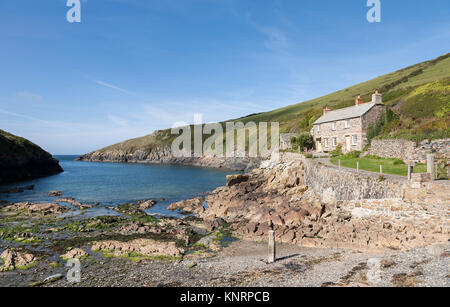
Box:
<box><xmin>0</xmin><ymin>153</ymin><xmax>448</xmax><ymax>287</ymax></box>
<box><xmin>76</xmin><ymin>148</ymin><xmax>261</xmax><ymax>172</ymax></box>
<box><xmin>168</xmin><ymin>154</ymin><xmax>449</xmax><ymax>251</ymax></box>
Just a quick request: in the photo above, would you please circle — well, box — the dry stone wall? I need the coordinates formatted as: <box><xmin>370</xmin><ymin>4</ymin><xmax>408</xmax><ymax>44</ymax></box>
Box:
<box><xmin>302</xmin><ymin>157</ymin><xmax>405</xmax><ymax>201</ymax></box>
<box><xmin>366</xmin><ymin>138</ymin><xmax>450</xmax><ymax>162</ymax></box>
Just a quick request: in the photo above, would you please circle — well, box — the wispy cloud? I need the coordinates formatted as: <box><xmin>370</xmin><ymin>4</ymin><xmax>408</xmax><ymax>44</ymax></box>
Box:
<box><xmin>0</xmin><ymin>108</ymin><xmax>49</xmax><ymax>123</ymax></box>
<box><xmin>14</xmin><ymin>91</ymin><xmax>43</xmax><ymax>102</ymax></box>
<box><xmin>108</xmin><ymin>114</ymin><xmax>129</xmax><ymax>127</ymax></box>
<box><xmin>95</xmin><ymin>80</ymin><xmax>135</xmax><ymax>95</ymax></box>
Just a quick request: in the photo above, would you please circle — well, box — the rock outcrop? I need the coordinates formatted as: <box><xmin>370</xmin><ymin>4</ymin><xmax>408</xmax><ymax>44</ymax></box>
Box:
<box><xmin>91</xmin><ymin>238</ymin><xmax>182</xmax><ymax>257</ymax></box>
<box><xmin>0</xmin><ymin>129</ymin><xmax>63</xmax><ymax>184</ymax></box>
<box><xmin>2</xmin><ymin>202</ymin><xmax>69</xmax><ymax>215</ymax></box>
<box><xmin>61</xmin><ymin>248</ymin><xmax>88</xmax><ymax>260</ymax></box>
<box><xmin>76</xmin><ymin>130</ymin><xmax>260</xmax><ymax>171</ymax></box>
<box><xmin>170</xmin><ymin>153</ymin><xmax>449</xmax><ymax>250</ymax></box>
<box><xmin>0</xmin><ymin>248</ymin><xmax>36</xmax><ymax>271</ymax></box>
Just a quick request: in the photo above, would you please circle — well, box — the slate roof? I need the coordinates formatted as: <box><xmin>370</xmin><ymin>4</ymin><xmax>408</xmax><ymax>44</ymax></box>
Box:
<box><xmin>313</xmin><ymin>102</ymin><xmax>377</xmax><ymax>125</ymax></box>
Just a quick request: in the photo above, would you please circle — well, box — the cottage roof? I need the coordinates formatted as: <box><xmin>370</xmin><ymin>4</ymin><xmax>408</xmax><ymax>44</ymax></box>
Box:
<box><xmin>313</xmin><ymin>102</ymin><xmax>377</xmax><ymax>125</ymax></box>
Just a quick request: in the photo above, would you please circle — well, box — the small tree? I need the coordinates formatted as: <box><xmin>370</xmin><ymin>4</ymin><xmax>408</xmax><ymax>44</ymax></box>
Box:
<box><xmin>297</xmin><ymin>132</ymin><xmax>313</xmax><ymax>151</ymax></box>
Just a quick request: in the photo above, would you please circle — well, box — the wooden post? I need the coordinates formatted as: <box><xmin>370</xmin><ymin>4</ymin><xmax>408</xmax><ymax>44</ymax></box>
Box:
<box><xmin>357</xmin><ymin>161</ymin><xmax>359</xmax><ymax>173</ymax></box>
<box><xmin>380</xmin><ymin>165</ymin><xmax>383</xmax><ymax>175</ymax></box>
<box><xmin>268</xmin><ymin>230</ymin><xmax>276</xmax><ymax>264</ymax></box>
<box><xmin>427</xmin><ymin>154</ymin><xmax>435</xmax><ymax>180</ymax></box>
<box><xmin>407</xmin><ymin>163</ymin><xmax>414</xmax><ymax>181</ymax></box>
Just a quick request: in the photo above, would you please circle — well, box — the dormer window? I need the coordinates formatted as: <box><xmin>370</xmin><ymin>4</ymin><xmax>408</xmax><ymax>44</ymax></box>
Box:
<box><xmin>332</xmin><ymin>122</ymin><xmax>337</xmax><ymax>131</ymax></box>
<box><xmin>345</xmin><ymin>120</ymin><xmax>350</xmax><ymax>129</ymax></box>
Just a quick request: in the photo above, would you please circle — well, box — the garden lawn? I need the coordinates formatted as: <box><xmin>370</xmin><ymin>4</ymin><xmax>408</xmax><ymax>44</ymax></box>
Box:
<box><xmin>330</xmin><ymin>156</ymin><xmax>427</xmax><ymax>176</ymax></box>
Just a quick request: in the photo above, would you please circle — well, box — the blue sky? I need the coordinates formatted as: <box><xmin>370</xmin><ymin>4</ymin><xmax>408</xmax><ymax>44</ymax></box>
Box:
<box><xmin>0</xmin><ymin>0</ymin><xmax>449</xmax><ymax>154</ymax></box>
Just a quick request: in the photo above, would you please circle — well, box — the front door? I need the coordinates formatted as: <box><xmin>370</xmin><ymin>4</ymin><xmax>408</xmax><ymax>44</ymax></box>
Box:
<box><xmin>316</xmin><ymin>140</ymin><xmax>323</xmax><ymax>152</ymax></box>
<box><xmin>345</xmin><ymin>136</ymin><xmax>351</xmax><ymax>152</ymax></box>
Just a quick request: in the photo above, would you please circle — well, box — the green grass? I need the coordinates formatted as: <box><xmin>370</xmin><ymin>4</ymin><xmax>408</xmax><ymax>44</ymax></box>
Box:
<box><xmin>330</xmin><ymin>156</ymin><xmax>427</xmax><ymax>176</ymax></box>
<box><xmin>0</xmin><ymin>129</ymin><xmax>51</xmax><ymax>158</ymax></box>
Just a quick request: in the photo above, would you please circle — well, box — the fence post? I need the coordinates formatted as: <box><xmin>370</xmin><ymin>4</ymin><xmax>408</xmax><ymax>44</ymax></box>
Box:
<box><xmin>380</xmin><ymin>165</ymin><xmax>383</xmax><ymax>175</ymax></box>
<box><xmin>357</xmin><ymin>161</ymin><xmax>359</xmax><ymax>173</ymax></box>
<box><xmin>407</xmin><ymin>163</ymin><xmax>414</xmax><ymax>181</ymax></box>
<box><xmin>427</xmin><ymin>154</ymin><xmax>435</xmax><ymax>181</ymax></box>
<box><xmin>268</xmin><ymin>230</ymin><xmax>276</xmax><ymax>264</ymax></box>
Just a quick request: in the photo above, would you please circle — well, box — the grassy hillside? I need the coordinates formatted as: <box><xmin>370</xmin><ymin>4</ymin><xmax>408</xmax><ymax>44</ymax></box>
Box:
<box><xmin>235</xmin><ymin>53</ymin><xmax>450</xmax><ymax>138</ymax></box>
<box><xmin>91</xmin><ymin>53</ymin><xmax>450</xmax><ymax>155</ymax></box>
<box><xmin>0</xmin><ymin>130</ymin><xmax>45</xmax><ymax>156</ymax></box>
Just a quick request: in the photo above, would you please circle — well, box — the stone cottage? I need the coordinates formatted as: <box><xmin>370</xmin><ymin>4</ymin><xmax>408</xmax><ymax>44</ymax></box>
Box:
<box><xmin>311</xmin><ymin>90</ymin><xmax>386</xmax><ymax>153</ymax></box>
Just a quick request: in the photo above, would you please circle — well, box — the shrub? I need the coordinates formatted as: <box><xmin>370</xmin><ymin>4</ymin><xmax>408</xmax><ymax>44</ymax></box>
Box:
<box><xmin>365</xmin><ymin>154</ymin><xmax>383</xmax><ymax>160</ymax></box>
<box><xmin>297</xmin><ymin>132</ymin><xmax>313</xmax><ymax>151</ymax></box>
<box><xmin>392</xmin><ymin>158</ymin><xmax>405</xmax><ymax>165</ymax></box>
<box><xmin>330</xmin><ymin>145</ymin><xmax>342</xmax><ymax>157</ymax></box>
<box><xmin>305</xmin><ymin>153</ymin><xmax>313</xmax><ymax>159</ymax></box>
<box><xmin>367</xmin><ymin>107</ymin><xmax>399</xmax><ymax>142</ymax></box>
<box><xmin>342</xmin><ymin>151</ymin><xmax>361</xmax><ymax>159</ymax></box>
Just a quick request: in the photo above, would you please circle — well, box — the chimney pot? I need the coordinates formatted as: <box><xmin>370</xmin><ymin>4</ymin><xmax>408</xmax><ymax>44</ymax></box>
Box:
<box><xmin>355</xmin><ymin>95</ymin><xmax>364</xmax><ymax>105</ymax></box>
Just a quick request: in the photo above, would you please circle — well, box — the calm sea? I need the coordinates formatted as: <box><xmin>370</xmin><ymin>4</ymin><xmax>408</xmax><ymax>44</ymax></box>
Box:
<box><xmin>0</xmin><ymin>155</ymin><xmax>233</xmax><ymax>218</ymax></box>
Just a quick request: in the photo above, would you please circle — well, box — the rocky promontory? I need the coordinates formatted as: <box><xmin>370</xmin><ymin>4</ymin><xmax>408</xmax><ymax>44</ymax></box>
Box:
<box><xmin>77</xmin><ymin>135</ymin><xmax>261</xmax><ymax>172</ymax></box>
<box><xmin>0</xmin><ymin>130</ymin><xmax>63</xmax><ymax>184</ymax></box>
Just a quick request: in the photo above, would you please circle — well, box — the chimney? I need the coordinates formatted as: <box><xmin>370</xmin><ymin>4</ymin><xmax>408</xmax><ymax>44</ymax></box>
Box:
<box><xmin>323</xmin><ymin>106</ymin><xmax>330</xmax><ymax>115</ymax></box>
<box><xmin>355</xmin><ymin>95</ymin><xmax>364</xmax><ymax>105</ymax></box>
<box><xmin>372</xmin><ymin>89</ymin><xmax>383</xmax><ymax>104</ymax></box>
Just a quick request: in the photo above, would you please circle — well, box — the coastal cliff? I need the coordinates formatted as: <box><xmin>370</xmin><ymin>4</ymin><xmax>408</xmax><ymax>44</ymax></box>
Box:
<box><xmin>0</xmin><ymin>130</ymin><xmax>63</xmax><ymax>184</ymax></box>
<box><xmin>77</xmin><ymin>148</ymin><xmax>260</xmax><ymax>172</ymax></box>
<box><xmin>76</xmin><ymin>131</ymin><xmax>261</xmax><ymax>171</ymax></box>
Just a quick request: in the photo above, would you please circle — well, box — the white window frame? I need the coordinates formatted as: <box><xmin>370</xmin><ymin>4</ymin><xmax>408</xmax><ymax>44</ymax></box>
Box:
<box><xmin>345</xmin><ymin>120</ymin><xmax>350</xmax><ymax>129</ymax></box>
<box><xmin>324</xmin><ymin>138</ymin><xmax>328</xmax><ymax>148</ymax></box>
<box><xmin>332</xmin><ymin>122</ymin><xmax>337</xmax><ymax>131</ymax></box>
<box><xmin>352</xmin><ymin>135</ymin><xmax>357</xmax><ymax>145</ymax></box>
<box><xmin>317</xmin><ymin>124</ymin><xmax>321</xmax><ymax>132</ymax></box>
<box><xmin>333</xmin><ymin>137</ymin><xmax>337</xmax><ymax>147</ymax></box>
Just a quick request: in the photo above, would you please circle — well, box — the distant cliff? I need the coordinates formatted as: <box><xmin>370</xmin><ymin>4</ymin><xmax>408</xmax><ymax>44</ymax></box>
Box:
<box><xmin>0</xmin><ymin>130</ymin><xmax>63</xmax><ymax>184</ymax></box>
<box><xmin>76</xmin><ymin>144</ymin><xmax>260</xmax><ymax>172</ymax></box>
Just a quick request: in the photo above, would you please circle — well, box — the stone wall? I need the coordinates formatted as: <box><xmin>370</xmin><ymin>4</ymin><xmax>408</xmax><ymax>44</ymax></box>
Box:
<box><xmin>366</xmin><ymin>138</ymin><xmax>450</xmax><ymax>162</ymax></box>
<box><xmin>302</xmin><ymin>157</ymin><xmax>405</xmax><ymax>201</ymax></box>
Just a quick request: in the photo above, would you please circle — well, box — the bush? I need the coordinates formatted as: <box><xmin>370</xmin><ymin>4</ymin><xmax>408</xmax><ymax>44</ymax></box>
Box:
<box><xmin>392</xmin><ymin>158</ymin><xmax>405</xmax><ymax>165</ymax></box>
<box><xmin>367</xmin><ymin>107</ymin><xmax>399</xmax><ymax>142</ymax></box>
<box><xmin>297</xmin><ymin>132</ymin><xmax>313</xmax><ymax>151</ymax></box>
<box><xmin>330</xmin><ymin>145</ymin><xmax>342</xmax><ymax>158</ymax></box>
<box><xmin>305</xmin><ymin>153</ymin><xmax>313</xmax><ymax>159</ymax></box>
<box><xmin>365</xmin><ymin>154</ymin><xmax>383</xmax><ymax>160</ymax></box>
<box><xmin>342</xmin><ymin>151</ymin><xmax>361</xmax><ymax>159</ymax></box>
